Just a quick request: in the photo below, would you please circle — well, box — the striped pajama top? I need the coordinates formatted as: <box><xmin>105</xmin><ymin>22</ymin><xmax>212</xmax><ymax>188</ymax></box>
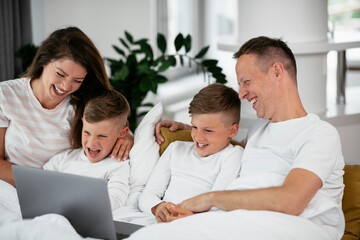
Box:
<box><xmin>0</xmin><ymin>78</ymin><xmax>74</xmax><ymax>168</ymax></box>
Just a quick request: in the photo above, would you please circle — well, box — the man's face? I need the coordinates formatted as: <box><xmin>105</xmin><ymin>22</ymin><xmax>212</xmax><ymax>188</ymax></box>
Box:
<box><xmin>236</xmin><ymin>54</ymin><xmax>276</xmax><ymax>121</ymax></box>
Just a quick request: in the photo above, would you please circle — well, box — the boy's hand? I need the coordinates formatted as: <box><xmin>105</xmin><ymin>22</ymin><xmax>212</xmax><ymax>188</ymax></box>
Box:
<box><xmin>151</xmin><ymin>202</ymin><xmax>172</xmax><ymax>223</ymax></box>
<box><xmin>111</xmin><ymin>130</ymin><xmax>134</xmax><ymax>161</ymax></box>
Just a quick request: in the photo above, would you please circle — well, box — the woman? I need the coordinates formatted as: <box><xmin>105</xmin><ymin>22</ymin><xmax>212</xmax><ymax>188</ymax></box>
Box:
<box><xmin>0</xmin><ymin>26</ymin><xmax>133</xmax><ymax>186</ymax></box>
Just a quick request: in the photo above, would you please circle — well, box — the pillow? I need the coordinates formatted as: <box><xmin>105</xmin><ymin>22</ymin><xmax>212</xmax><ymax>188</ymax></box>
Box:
<box><xmin>159</xmin><ymin>127</ymin><xmax>244</xmax><ymax>155</ymax></box>
<box><xmin>342</xmin><ymin>165</ymin><xmax>360</xmax><ymax>240</ymax></box>
<box><xmin>126</xmin><ymin>103</ymin><xmax>163</xmax><ymax>207</ymax></box>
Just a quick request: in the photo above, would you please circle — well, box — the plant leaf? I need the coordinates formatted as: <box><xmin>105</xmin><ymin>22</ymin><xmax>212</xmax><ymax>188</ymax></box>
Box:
<box><xmin>153</xmin><ymin>55</ymin><xmax>164</xmax><ymax>66</ymax></box>
<box><xmin>158</xmin><ymin>60</ymin><xmax>172</xmax><ymax>72</ymax></box>
<box><xmin>114</xmin><ymin>65</ymin><xmax>129</xmax><ymax>81</ymax></box>
<box><xmin>174</xmin><ymin>33</ymin><xmax>184</xmax><ymax>52</ymax></box>
<box><xmin>194</xmin><ymin>46</ymin><xmax>209</xmax><ymax>59</ymax></box>
<box><xmin>112</xmin><ymin>45</ymin><xmax>125</xmax><ymax>57</ymax></box>
<box><xmin>202</xmin><ymin>59</ymin><xmax>218</xmax><ymax>67</ymax></box>
<box><xmin>153</xmin><ymin>74</ymin><xmax>168</xmax><ymax>83</ymax></box>
<box><xmin>184</xmin><ymin>35</ymin><xmax>191</xmax><ymax>53</ymax></box>
<box><xmin>120</xmin><ymin>38</ymin><xmax>130</xmax><ymax>49</ymax></box>
<box><xmin>140</xmin><ymin>42</ymin><xmax>154</xmax><ymax>60</ymax></box>
<box><xmin>179</xmin><ymin>55</ymin><xmax>184</xmax><ymax>66</ymax></box>
<box><xmin>167</xmin><ymin>55</ymin><xmax>177</xmax><ymax>66</ymax></box>
<box><xmin>134</xmin><ymin>39</ymin><xmax>148</xmax><ymax>45</ymax></box>
<box><xmin>125</xmin><ymin>31</ymin><xmax>134</xmax><ymax>44</ymax></box>
<box><xmin>142</xmin><ymin>102</ymin><xmax>155</xmax><ymax>107</ymax></box>
<box><xmin>157</xmin><ymin>33</ymin><xmax>167</xmax><ymax>54</ymax></box>
<box><xmin>137</xmin><ymin>64</ymin><xmax>154</xmax><ymax>75</ymax></box>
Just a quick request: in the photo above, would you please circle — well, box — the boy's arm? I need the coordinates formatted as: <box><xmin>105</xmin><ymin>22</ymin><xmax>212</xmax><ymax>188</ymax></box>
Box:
<box><xmin>210</xmin><ymin>146</ymin><xmax>243</xmax><ymax>191</ymax></box>
<box><xmin>107</xmin><ymin>161</ymin><xmax>131</xmax><ymax>211</ymax></box>
<box><xmin>138</xmin><ymin>143</ymin><xmax>174</xmax><ymax>214</ymax></box>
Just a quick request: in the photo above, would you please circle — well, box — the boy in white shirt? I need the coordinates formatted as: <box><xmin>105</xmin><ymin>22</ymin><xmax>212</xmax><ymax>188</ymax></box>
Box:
<box><xmin>43</xmin><ymin>90</ymin><xmax>131</xmax><ymax>211</ymax></box>
<box><xmin>138</xmin><ymin>83</ymin><xmax>244</xmax><ymax>223</ymax></box>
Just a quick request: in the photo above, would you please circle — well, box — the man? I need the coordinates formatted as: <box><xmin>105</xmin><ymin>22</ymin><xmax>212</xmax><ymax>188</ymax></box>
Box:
<box><xmin>128</xmin><ymin>36</ymin><xmax>345</xmax><ymax>240</ymax></box>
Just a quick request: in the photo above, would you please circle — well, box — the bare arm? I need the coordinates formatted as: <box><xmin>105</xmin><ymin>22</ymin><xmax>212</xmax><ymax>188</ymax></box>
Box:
<box><xmin>0</xmin><ymin>127</ymin><xmax>14</xmax><ymax>186</ymax></box>
<box><xmin>154</xmin><ymin>120</ymin><xmax>191</xmax><ymax>144</ymax></box>
<box><xmin>179</xmin><ymin>168</ymin><xmax>322</xmax><ymax>215</ymax></box>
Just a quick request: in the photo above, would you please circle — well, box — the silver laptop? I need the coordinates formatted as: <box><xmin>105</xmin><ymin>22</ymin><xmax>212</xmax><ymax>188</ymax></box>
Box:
<box><xmin>12</xmin><ymin>165</ymin><xmax>144</xmax><ymax>240</ymax></box>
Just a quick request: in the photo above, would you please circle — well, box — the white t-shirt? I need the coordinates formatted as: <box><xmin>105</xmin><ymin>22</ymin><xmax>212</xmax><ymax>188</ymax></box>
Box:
<box><xmin>0</xmin><ymin>78</ymin><xmax>74</xmax><ymax>167</ymax></box>
<box><xmin>43</xmin><ymin>148</ymin><xmax>130</xmax><ymax>211</ymax></box>
<box><xmin>227</xmin><ymin>114</ymin><xmax>345</xmax><ymax>236</ymax></box>
<box><xmin>139</xmin><ymin>141</ymin><xmax>244</xmax><ymax>214</ymax></box>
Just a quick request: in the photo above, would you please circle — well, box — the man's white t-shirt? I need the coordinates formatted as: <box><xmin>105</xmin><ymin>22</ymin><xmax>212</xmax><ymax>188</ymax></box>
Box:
<box><xmin>43</xmin><ymin>148</ymin><xmax>130</xmax><ymax>211</ymax></box>
<box><xmin>227</xmin><ymin>114</ymin><xmax>345</xmax><ymax>237</ymax></box>
<box><xmin>139</xmin><ymin>141</ymin><xmax>244</xmax><ymax>214</ymax></box>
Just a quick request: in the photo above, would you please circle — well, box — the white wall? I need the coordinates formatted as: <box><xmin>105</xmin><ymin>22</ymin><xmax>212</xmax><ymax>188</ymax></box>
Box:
<box><xmin>30</xmin><ymin>0</ymin><xmax>152</xmax><ymax>61</ymax></box>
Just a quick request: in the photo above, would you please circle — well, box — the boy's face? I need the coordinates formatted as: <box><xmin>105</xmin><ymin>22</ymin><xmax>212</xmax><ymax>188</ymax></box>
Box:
<box><xmin>81</xmin><ymin>117</ymin><xmax>128</xmax><ymax>163</ymax></box>
<box><xmin>191</xmin><ymin>112</ymin><xmax>238</xmax><ymax>157</ymax></box>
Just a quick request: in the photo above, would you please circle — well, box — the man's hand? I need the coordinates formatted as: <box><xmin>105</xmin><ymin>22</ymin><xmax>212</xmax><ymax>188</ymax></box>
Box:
<box><xmin>178</xmin><ymin>192</ymin><xmax>213</xmax><ymax>213</ymax></box>
<box><xmin>111</xmin><ymin>130</ymin><xmax>134</xmax><ymax>161</ymax></box>
<box><xmin>166</xmin><ymin>203</ymin><xmax>194</xmax><ymax>222</ymax></box>
<box><xmin>155</xmin><ymin>120</ymin><xmax>191</xmax><ymax>145</ymax></box>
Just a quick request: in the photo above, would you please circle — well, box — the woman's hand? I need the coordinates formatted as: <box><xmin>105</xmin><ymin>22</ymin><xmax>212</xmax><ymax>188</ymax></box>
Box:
<box><xmin>154</xmin><ymin>120</ymin><xmax>191</xmax><ymax>145</ymax></box>
<box><xmin>111</xmin><ymin>130</ymin><xmax>134</xmax><ymax>161</ymax></box>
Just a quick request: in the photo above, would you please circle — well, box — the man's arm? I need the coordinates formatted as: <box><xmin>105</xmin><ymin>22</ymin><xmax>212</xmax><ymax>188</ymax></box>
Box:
<box><xmin>179</xmin><ymin>168</ymin><xmax>322</xmax><ymax>215</ymax></box>
<box><xmin>0</xmin><ymin>127</ymin><xmax>14</xmax><ymax>186</ymax></box>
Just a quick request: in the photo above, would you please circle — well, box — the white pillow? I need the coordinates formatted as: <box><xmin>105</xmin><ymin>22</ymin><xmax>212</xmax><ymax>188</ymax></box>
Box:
<box><xmin>126</xmin><ymin>103</ymin><xmax>163</xmax><ymax>207</ymax></box>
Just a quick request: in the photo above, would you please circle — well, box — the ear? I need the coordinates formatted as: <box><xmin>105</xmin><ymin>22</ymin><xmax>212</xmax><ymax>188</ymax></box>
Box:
<box><xmin>229</xmin><ymin>123</ymin><xmax>239</xmax><ymax>138</ymax></box>
<box><xmin>271</xmin><ymin>62</ymin><xmax>284</xmax><ymax>79</ymax></box>
<box><xmin>118</xmin><ymin>126</ymin><xmax>129</xmax><ymax>138</ymax></box>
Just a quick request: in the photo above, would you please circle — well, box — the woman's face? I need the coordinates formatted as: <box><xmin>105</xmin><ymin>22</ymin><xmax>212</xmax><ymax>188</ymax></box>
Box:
<box><xmin>37</xmin><ymin>58</ymin><xmax>87</xmax><ymax>108</ymax></box>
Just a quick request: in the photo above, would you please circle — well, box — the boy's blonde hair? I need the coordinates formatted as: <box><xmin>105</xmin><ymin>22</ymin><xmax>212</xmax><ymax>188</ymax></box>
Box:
<box><xmin>189</xmin><ymin>83</ymin><xmax>240</xmax><ymax>125</ymax></box>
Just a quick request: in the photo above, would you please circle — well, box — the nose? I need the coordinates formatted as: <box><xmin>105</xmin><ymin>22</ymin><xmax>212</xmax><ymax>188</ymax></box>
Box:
<box><xmin>194</xmin><ymin>130</ymin><xmax>204</xmax><ymax>142</ymax></box>
<box><xmin>238</xmin><ymin>86</ymin><xmax>247</xmax><ymax>100</ymax></box>
<box><xmin>87</xmin><ymin>135</ymin><xmax>97</xmax><ymax>147</ymax></box>
<box><xmin>60</xmin><ymin>78</ymin><xmax>72</xmax><ymax>91</ymax></box>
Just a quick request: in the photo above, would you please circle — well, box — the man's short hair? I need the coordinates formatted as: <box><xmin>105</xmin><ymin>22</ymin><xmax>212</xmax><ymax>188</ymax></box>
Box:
<box><xmin>189</xmin><ymin>83</ymin><xmax>240</xmax><ymax>125</ymax></box>
<box><xmin>84</xmin><ymin>90</ymin><xmax>130</xmax><ymax>127</ymax></box>
<box><xmin>233</xmin><ymin>36</ymin><xmax>297</xmax><ymax>82</ymax></box>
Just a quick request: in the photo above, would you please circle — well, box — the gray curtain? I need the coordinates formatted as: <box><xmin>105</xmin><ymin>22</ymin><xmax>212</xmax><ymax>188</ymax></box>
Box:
<box><xmin>0</xmin><ymin>0</ymin><xmax>32</xmax><ymax>81</ymax></box>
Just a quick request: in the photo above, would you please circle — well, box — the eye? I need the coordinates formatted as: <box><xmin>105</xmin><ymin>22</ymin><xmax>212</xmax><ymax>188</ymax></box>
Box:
<box><xmin>191</xmin><ymin>126</ymin><xmax>197</xmax><ymax>129</ymax></box>
<box><xmin>205</xmin><ymin>129</ymin><xmax>213</xmax><ymax>133</ymax></box>
<box><xmin>98</xmin><ymin>135</ymin><xmax>107</xmax><ymax>138</ymax></box>
<box><xmin>56</xmin><ymin>72</ymin><xmax>65</xmax><ymax>77</ymax></box>
<box><xmin>73</xmin><ymin>79</ymin><xmax>83</xmax><ymax>84</ymax></box>
<box><xmin>83</xmin><ymin>130</ymin><xmax>90</xmax><ymax>135</ymax></box>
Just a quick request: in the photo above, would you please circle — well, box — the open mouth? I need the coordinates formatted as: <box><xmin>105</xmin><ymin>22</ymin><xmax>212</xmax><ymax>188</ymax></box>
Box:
<box><xmin>53</xmin><ymin>85</ymin><xmax>65</xmax><ymax>95</ymax></box>
<box><xmin>87</xmin><ymin>147</ymin><xmax>101</xmax><ymax>159</ymax></box>
<box><xmin>197</xmin><ymin>143</ymin><xmax>208</xmax><ymax>148</ymax></box>
<box><xmin>250</xmin><ymin>98</ymin><xmax>257</xmax><ymax>104</ymax></box>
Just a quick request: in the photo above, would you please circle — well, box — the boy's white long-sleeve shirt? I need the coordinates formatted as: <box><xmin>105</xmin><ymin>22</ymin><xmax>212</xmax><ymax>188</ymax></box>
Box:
<box><xmin>138</xmin><ymin>141</ymin><xmax>243</xmax><ymax>214</ymax></box>
<box><xmin>43</xmin><ymin>148</ymin><xmax>130</xmax><ymax>211</ymax></box>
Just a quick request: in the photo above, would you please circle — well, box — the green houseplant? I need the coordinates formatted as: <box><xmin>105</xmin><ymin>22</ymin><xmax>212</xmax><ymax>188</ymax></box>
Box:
<box><xmin>106</xmin><ymin>31</ymin><xmax>227</xmax><ymax>131</ymax></box>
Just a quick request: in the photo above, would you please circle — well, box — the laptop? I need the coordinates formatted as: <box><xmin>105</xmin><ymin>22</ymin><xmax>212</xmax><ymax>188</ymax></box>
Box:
<box><xmin>12</xmin><ymin>165</ymin><xmax>144</xmax><ymax>240</ymax></box>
